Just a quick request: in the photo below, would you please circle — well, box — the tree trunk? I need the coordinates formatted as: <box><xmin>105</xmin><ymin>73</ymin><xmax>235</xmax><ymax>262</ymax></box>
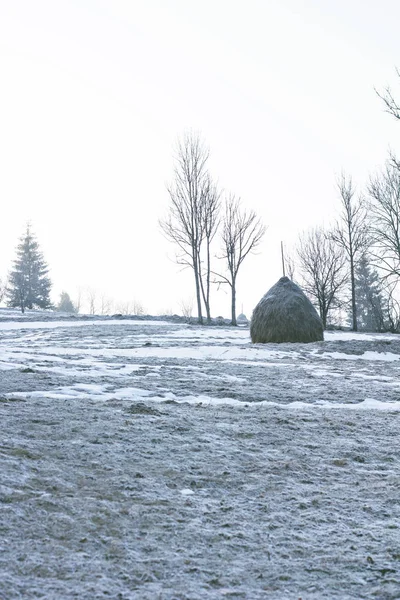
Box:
<box><xmin>193</xmin><ymin>254</ymin><xmax>203</xmax><ymax>324</ymax></box>
<box><xmin>199</xmin><ymin>277</ymin><xmax>210</xmax><ymax>324</ymax></box>
<box><xmin>205</xmin><ymin>304</ymin><xmax>211</xmax><ymax>324</ymax></box>
<box><xmin>319</xmin><ymin>299</ymin><xmax>327</xmax><ymax>329</ymax></box>
<box><xmin>199</xmin><ymin>240</ymin><xmax>212</xmax><ymax>324</ymax></box>
<box><xmin>231</xmin><ymin>282</ymin><xmax>237</xmax><ymax>326</ymax></box>
<box><xmin>205</xmin><ymin>239</ymin><xmax>212</xmax><ymax>324</ymax></box>
<box><xmin>350</xmin><ymin>254</ymin><xmax>357</xmax><ymax>331</ymax></box>
<box><xmin>19</xmin><ymin>290</ymin><xmax>25</xmax><ymax>314</ymax></box>
<box><xmin>199</xmin><ymin>257</ymin><xmax>211</xmax><ymax>324</ymax></box>
<box><xmin>194</xmin><ymin>276</ymin><xmax>203</xmax><ymax>324</ymax></box>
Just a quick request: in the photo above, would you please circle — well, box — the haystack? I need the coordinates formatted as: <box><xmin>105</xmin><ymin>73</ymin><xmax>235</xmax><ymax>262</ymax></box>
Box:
<box><xmin>250</xmin><ymin>277</ymin><xmax>324</xmax><ymax>343</ymax></box>
<box><xmin>237</xmin><ymin>313</ymin><xmax>249</xmax><ymax>326</ymax></box>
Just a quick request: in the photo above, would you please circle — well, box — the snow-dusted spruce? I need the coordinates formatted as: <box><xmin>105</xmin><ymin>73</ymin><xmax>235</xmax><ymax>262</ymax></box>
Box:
<box><xmin>7</xmin><ymin>224</ymin><xmax>52</xmax><ymax>313</ymax></box>
<box><xmin>250</xmin><ymin>276</ymin><xmax>324</xmax><ymax>343</ymax></box>
<box><xmin>354</xmin><ymin>255</ymin><xmax>386</xmax><ymax>331</ymax></box>
<box><xmin>57</xmin><ymin>291</ymin><xmax>77</xmax><ymax>314</ymax></box>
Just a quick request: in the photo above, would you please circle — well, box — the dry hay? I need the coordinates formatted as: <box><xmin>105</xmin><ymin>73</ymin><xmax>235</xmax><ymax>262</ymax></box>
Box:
<box><xmin>250</xmin><ymin>276</ymin><xmax>324</xmax><ymax>343</ymax></box>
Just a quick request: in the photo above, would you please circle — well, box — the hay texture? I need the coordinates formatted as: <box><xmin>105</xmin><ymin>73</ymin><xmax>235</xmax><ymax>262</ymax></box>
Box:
<box><xmin>250</xmin><ymin>277</ymin><xmax>324</xmax><ymax>343</ymax></box>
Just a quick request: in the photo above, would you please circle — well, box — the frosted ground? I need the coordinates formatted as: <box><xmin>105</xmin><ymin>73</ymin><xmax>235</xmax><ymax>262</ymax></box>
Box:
<box><xmin>1</xmin><ymin>312</ymin><xmax>400</xmax><ymax>599</ymax></box>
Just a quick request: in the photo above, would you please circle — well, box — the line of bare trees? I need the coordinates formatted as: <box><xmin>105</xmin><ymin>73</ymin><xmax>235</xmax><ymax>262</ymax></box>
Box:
<box><xmin>292</xmin><ymin>168</ymin><xmax>400</xmax><ymax>331</ymax></box>
<box><xmin>54</xmin><ymin>287</ymin><xmax>148</xmax><ymax>316</ymax></box>
<box><xmin>289</xmin><ymin>70</ymin><xmax>400</xmax><ymax>332</ymax></box>
<box><xmin>160</xmin><ymin>132</ymin><xmax>265</xmax><ymax>325</ymax></box>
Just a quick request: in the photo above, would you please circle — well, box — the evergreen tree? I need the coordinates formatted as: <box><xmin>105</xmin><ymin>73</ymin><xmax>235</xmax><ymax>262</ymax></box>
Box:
<box><xmin>7</xmin><ymin>225</ymin><xmax>52</xmax><ymax>313</ymax></box>
<box><xmin>354</xmin><ymin>255</ymin><xmax>385</xmax><ymax>331</ymax></box>
<box><xmin>57</xmin><ymin>291</ymin><xmax>76</xmax><ymax>313</ymax></box>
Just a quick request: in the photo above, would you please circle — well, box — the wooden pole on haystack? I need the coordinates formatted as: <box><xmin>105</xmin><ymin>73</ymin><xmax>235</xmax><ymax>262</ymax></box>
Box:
<box><xmin>281</xmin><ymin>241</ymin><xmax>286</xmax><ymax>277</ymax></box>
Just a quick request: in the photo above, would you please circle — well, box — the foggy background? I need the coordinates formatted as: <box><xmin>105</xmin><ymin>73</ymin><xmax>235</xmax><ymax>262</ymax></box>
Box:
<box><xmin>1</xmin><ymin>0</ymin><xmax>399</xmax><ymax>316</ymax></box>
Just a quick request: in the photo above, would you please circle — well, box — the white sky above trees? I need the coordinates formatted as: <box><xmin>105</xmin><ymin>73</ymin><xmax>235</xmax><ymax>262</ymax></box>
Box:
<box><xmin>1</xmin><ymin>0</ymin><xmax>399</xmax><ymax>316</ymax></box>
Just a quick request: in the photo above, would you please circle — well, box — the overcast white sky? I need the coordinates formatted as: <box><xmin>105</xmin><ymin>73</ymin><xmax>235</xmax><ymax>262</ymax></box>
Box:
<box><xmin>1</xmin><ymin>0</ymin><xmax>399</xmax><ymax>316</ymax></box>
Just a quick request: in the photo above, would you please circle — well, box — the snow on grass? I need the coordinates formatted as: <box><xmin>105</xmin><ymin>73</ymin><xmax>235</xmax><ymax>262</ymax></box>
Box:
<box><xmin>0</xmin><ymin>359</ymin><xmax>27</xmax><ymax>370</ymax></box>
<box><xmin>6</xmin><ymin>384</ymin><xmax>154</xmax><ymax>402</ymax></box>
<box><xmin>324</xmin><ymin>330</ymin><xmax>398</xmax><ymax>341</ymax></box>
<box><xmin>1</xmin><ymin>318</ymin><xmax>400</xmax><ymax>407</ymax></box>
<box><xmin>227</xmin><ymin>359</ymin><xmax>293</xmax><ymax>368</ymax></box>
<box><xmin>162</xmin><ymin>327</ymin><xmax>249</xmax><ymax>341</ymax></box>
<box><xmin>0</xmin><ymin>343</ymin><xmax>298</xmax><ymax>362</ymax></box>
<box><xmin>317</xmin><ymin>350</ymin><xmax>400</xmax><ymax>362</ymax></box>
<box><xmin>352</xmin><ymin>372</ymin><xmax>398</xmax><ymax>383</ymax></box>
<box><xmin>33</xmin><ymin>361</ymin><xmax>152</xmax><ymax>378</ymax></box>
<box><xmin>0</xmin><ymin>318</ymin><xmax>173</xmax><ymax>331</ymax></box>
<box><xmin>302</xmin><ymin>364</ymin><xmax>400</xmax><ymax>385</ymax></box>
<box><xmin>2</xmin><ymin>318</ymin><xmax>400</xmax><ymax>598</ymax></box>
<box><xmin>6</xmin><ymin>384</ymin><xmax>400</xmax><ymax>412</ymax></box>
<box><xmin>151</xmin><ymin>392</ymin><xmax>400</xmax><ymax>411</ymax></box>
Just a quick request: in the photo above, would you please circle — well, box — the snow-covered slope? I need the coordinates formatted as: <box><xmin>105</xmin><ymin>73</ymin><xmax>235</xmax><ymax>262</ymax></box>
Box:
<box><xmin>1</xmin><ymin>319</ymin><xmax>399</xmax><ymax>598</ymax></box>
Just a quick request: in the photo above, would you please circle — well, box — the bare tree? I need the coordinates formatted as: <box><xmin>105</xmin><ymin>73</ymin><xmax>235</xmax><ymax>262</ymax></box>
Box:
<box><xmin>179</xmin><ymin>297</ymin><xmax>194</xmax><ymax>321</ymax></box>
<box><xmin>214</xmin><ymin>195</ymin><xmax>265</xmax><ymax>325</ymax></box>
<box><xmin>114</xmin><ymin>301</ymin><xmax>132</xmax><ymax>315</ymax></box>
<box><xmin>87</xmin><ymin>288</ymin><xmax>97</xmax><ymax>315</ymax></box>
<box><xmin>100</xmin><ymin>294</ymin><xmax>113</xmax><ymax>315</ymax></box>
<box><xmin>160</xmin><ymin>132</ymin><xmax>220</xmax><ymax>324</ymax></box>
<box><xmin>332</xmin><ymin>173</ymin><xmax>368</xmax><ymax>331</ymax></box>
<box><xmin>114</xmin><ymin>300</ymin><xmax>145</xmax><ymax>316</ymax></box>
<box><xmin>367</xmin><ymin>163</ymin><xmax>400</xmax><ymax>281</ymax></box>
<box><xmin>132</xmin><ymin>299</ymin><xmax>146</xmax><ymax>316</ymax></box>
<box><xmin>297</xmin><ymin>227</ymin><xmax>348</xmax><ymax>328</ymax></box>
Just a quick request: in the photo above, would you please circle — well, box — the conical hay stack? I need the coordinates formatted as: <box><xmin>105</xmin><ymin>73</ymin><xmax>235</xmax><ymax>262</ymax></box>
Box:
<box><xmin>250</xmin><ymin>277</ymin><xmax>324</xmax><ymax>343</ymax></box>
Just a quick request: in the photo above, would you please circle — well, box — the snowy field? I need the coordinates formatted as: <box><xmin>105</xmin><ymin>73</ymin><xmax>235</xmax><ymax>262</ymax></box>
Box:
<box><xmin>1</xmin><ymin>316</ymin><xmax>400</xmax><ymax>599</ymax></box>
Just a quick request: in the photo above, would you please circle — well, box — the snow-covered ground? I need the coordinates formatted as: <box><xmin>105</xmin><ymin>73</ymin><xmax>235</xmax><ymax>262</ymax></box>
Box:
<box><xmin>1</xmin><ymin>317</ymin><xmax>400</xmax><ymax>598</ymax></box>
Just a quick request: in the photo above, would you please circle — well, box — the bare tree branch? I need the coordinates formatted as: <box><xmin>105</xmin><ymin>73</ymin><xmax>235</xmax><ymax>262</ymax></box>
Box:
<box><xmin>367</xmin><ymin>162</ymin><xmax>400</xmax><ymax>283</ymax></box>
<box><xmin>375</xmin><ymin>67</ymin><xmax>400</xmax><ymax>120</ymax></box>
